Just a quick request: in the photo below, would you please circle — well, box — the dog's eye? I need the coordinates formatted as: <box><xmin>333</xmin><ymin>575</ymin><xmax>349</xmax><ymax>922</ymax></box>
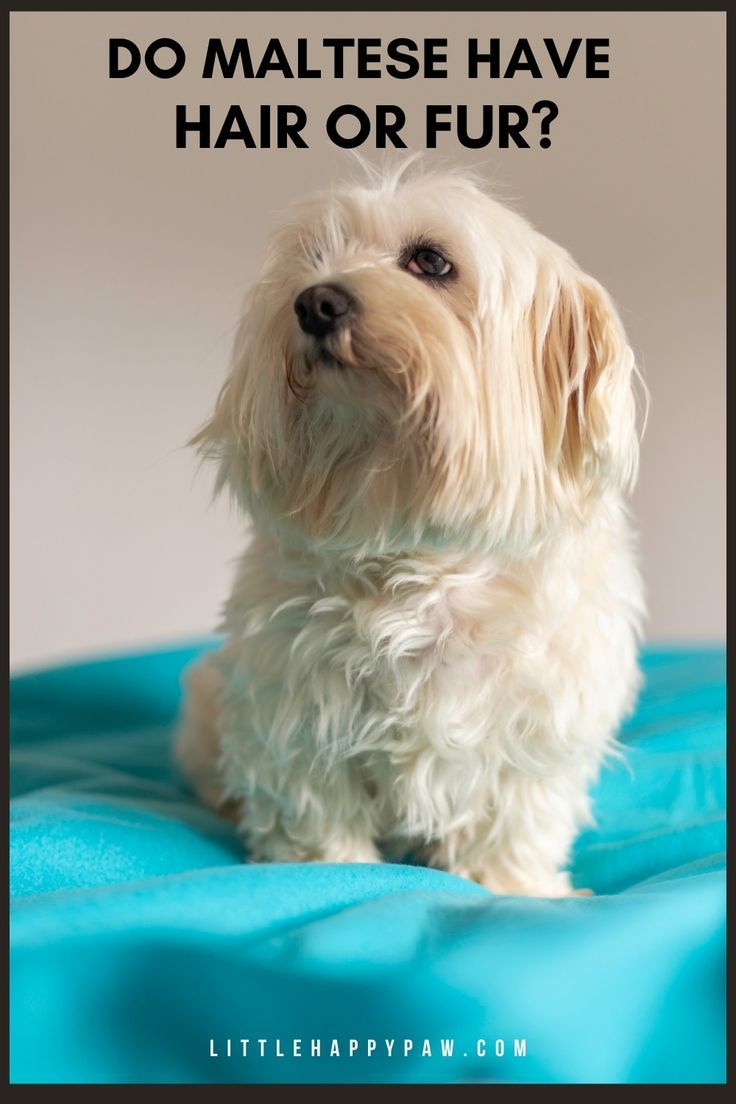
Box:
<box><xmin>406</xmin><ymin>248</ymin><xmax>452</xmax><ymax>278</ymax></box>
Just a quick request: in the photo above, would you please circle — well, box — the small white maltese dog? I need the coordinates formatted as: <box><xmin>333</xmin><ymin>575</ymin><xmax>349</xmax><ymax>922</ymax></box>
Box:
<box><xmin>176</xmin><ymin>161</ymin><xmax>645</xmax><ymax>897</ymax></box>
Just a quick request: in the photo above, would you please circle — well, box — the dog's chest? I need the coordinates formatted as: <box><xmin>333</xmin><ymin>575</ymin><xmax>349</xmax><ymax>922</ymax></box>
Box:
<box><xmin>289</xmin><ymin>563</ymin><xmax>534</xmax><ymax>727</ymax></box>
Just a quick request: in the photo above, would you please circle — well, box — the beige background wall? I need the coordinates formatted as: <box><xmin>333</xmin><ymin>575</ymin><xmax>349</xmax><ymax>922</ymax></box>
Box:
<box><xmin>10</xmin><ymin>11</ymin><xmax>725</xmax><ymax>670</ymax></box>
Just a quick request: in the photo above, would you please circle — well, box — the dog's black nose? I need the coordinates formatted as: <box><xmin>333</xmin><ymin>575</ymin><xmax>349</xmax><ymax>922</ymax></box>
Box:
<box><xmin>294</xmin><ymin>284</ymin><xmax>354</xmax><ymax>338</ymax></box>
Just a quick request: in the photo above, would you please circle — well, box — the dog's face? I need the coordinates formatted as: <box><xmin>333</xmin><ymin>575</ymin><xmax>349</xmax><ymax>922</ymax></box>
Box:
<box><xmin>200</xmin><ymin>166</ymin><xmax>641</xmax><ymax>556</ymax></box>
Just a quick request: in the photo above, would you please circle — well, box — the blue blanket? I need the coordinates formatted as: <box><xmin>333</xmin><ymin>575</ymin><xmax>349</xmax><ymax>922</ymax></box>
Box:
<box><xmin>10</xmin><ymin>643</ymin><xmax>725</xmax><ymax>1084</ymax></box>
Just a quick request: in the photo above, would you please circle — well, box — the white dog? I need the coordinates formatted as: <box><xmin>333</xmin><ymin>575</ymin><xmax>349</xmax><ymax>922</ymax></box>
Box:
<box><xmin>176</xmin><ymin>161</ymin><xmax>646</xmax><ymax>897</ymax></box>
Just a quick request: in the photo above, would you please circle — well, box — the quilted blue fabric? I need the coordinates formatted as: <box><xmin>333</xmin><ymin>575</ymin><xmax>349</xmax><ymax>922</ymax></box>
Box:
<box><xmin>10</xmin><ymin>643</ymin><xmax>725</xmax><ymax>1083</ymax></box>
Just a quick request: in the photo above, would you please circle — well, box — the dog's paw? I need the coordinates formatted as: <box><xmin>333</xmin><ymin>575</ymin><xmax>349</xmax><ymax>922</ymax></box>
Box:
<box><xmin>305</xmin><ymin>841</ymin><xmax>383</xmax><ymax>865</ymax></box>
<box><xmin>463</xmin><ymin>867</ymin><xmax>581</xmax><ymax>898</ymax></box>
<box><xmin>245</xmin><ymin>834</ymin><xmax>383</xmax><ymax>866</ymax></box>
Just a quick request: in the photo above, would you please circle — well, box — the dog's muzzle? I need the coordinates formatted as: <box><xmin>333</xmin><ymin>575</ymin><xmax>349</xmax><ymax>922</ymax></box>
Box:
<box><xmin>294</xmin><ymin>284</ymin><xmax>354</xmax><ymax>338</ymax></box>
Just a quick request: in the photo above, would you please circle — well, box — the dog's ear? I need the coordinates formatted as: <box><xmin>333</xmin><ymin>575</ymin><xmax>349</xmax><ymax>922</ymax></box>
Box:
<box><xmin>532</xmin><ymin>258</ymin><xmax>643</xmax><ymax>494</ymax></box>
<box><xmin>189</xmin><ymin>374</ymin><xmax>241</xmax><ymax>497</ymax></box>
<box><xmin>189</xmin><ymin>310</ymin><xmax>266</xmax><ymax>502</ymax></box>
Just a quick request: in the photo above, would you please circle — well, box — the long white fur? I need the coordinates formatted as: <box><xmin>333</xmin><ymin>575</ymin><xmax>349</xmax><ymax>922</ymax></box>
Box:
<box><xmin>175</xmin><ymin>161</ymin><xmax>646</xmax><ymax>896</ymax></box>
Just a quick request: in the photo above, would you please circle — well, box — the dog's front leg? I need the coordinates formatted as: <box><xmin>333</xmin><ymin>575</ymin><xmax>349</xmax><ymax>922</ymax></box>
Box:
<box><xmin>218</xmin><ymin>695</ymin><xmax>383</xmax><ymax>866</ymax></box>
<box><xmin>235</xmin><ymin>766</ymin><xmax>383</xmax><ymax>866</ymax></box>
<box><xmin>427</xmin><ymin>770</ymin><xmax>591</xmax><ymax>898</ymax></box>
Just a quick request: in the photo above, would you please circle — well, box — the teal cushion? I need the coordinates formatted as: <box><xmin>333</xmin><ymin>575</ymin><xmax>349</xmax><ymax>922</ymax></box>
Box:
<box><xmin>10</xmin><ymin>643</ymin><xmax>725</xmax><ymax>1083</ymax></box>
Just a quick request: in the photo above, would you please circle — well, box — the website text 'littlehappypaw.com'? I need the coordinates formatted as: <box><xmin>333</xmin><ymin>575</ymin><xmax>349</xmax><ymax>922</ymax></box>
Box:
<box><xmin>208</xmin><ymin>1036</ymin><xmax>528</xmax><ymax>1062</ymax></box>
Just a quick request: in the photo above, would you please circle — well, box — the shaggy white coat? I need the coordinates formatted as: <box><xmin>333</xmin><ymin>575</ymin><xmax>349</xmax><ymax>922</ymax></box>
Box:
<box><xmin>175</xmin><ymin>162</ymin><xmax>646</xmax><ymax>896</ymax></box>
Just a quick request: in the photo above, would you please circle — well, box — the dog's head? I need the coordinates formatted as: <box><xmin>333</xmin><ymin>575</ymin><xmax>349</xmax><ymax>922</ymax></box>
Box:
<box><xmin>198</xmin><ymin>163</ymin><xmax>643</xmax><ymax>556</ymax></box>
